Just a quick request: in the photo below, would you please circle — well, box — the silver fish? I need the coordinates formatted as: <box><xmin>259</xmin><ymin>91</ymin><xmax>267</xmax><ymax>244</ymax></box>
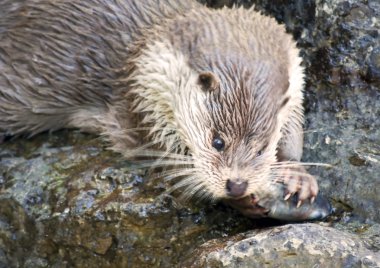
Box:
<box><xmin>225</xmin><ymin>193</ymin><xmax>332</xmax><ymax>221</ymax></box>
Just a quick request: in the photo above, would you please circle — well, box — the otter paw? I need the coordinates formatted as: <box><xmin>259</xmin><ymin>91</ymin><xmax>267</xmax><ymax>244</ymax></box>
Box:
<box><xmin>280</xmin><ymin>167</ymin><xmax>318</xmax><ymax>208</ymax></box>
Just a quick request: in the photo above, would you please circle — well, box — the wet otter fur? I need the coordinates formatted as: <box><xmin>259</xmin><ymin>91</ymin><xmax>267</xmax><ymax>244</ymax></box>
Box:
<box><xmin>0</xmin><ymin>0</ymin><xmax>320</xmax><ymax>217</ymax></box>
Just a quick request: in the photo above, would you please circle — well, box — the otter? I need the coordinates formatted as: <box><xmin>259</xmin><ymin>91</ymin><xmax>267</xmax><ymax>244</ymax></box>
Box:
<box><xmin>0</xmin><ymin>0</ymin><xmax>329</xmax><ymax>219</ymax></box>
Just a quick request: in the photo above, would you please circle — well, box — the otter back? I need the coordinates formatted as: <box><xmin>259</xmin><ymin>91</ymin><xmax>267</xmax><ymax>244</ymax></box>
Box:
<box><xmin>0</xmin><ymin>0</ymin><xmax>196</xmax><ymax>135</ymax></box>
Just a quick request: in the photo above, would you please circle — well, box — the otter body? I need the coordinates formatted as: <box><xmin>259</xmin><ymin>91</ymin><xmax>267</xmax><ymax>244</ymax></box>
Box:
<box><xmin>0</xmin><ymin>0</ymin><xmax>324</xmax><ymax>218</ymax></box>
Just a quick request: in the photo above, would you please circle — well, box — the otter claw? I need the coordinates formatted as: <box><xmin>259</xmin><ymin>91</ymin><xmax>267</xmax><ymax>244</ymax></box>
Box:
<box><xmin>280</xmin><ymin>166</ymin><xmax>319</xmax><ymax>207</ymax></box>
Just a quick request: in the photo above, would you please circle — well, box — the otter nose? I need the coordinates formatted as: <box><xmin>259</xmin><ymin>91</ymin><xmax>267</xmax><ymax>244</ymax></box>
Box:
<box><xmin>226</xmin><ymin>179</ymin><xmax>248</xmax><ymax>198</ymax></box>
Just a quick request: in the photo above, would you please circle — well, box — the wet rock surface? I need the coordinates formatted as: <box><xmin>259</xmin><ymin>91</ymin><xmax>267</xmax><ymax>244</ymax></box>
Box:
<box><xmin>0</xmin><ymin>0</ymin><xmax>379</xmax><ymax>267</ymax></box>
<box><xmin>186</xmin><ymin>223</ymin><xmax>380</xmax><ymax>268</ymax></box>
<box><xmin>0</xmin><ymin>131</ymin><xmax>262</xmax><ymax>267</ymax></box>
<box><xmin>300</xmin><ymin>0</ymin><xmax>380</xmax><ymax>223</ymax></box>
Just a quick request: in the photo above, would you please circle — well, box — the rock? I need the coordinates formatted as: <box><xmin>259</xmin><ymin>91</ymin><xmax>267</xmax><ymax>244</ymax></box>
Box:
<box><xmin>0</xmin><ymin>131</ymin><xmax>258</xmax><ymax>267</ymax></box>
<box><xmin>81</xmin><ymin>236</ymin><xmax>113</xmax><ymax>255</ymax></box>
<box><xmin>185</xmin><ymin>223</ymin><xmax>380</xmax><ymax>268</ymax></box>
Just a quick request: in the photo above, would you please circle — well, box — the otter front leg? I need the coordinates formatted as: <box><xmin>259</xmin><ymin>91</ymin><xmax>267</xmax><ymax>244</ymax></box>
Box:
<box><xmin>276</xmin><ymin>117</ymin><xmax>318</xmax><ymax>206</ymax></box>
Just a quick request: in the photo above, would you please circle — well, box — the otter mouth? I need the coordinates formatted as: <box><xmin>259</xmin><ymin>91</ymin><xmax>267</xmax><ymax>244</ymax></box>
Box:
<box><xmin>223</xmin><ymin>194</ymin><xmax>271</xmax><ymax>218</ymax></box>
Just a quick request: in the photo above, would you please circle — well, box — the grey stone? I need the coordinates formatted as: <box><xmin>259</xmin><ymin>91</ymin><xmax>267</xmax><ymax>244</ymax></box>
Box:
<box><xmin>186</xmin><ymin>223</ymin><xmax>380</xmax><ymax>267</ymax></box>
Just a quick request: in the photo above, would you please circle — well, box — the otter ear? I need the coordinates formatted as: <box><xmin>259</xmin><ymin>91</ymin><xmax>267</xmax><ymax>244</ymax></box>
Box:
<box><xmin>198</xmin><ymin>72</ymin><xmax>219</xmax><ymax>91</ymax></box>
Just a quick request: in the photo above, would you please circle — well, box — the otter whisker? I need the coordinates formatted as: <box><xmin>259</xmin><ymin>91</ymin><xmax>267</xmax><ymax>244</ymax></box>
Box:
<box><xmin>163</xmin><ymin>169</ymin><xmax>201</xmax><ymax>180</ymax></box>
<box><xmin>124</xmin><ymin>137</ymin><xmax>172</xmax><ymax>155</ymax></box>
<box><xmin>179</xmin><ymin>181</ymin><xmax>209</xmax><ymax>202</ymax></box>
<box><xmin>131</xmin><ymin>159</ymin><xmax>194</xmax><ymax>169</ymax></box>
<box><xmin>147</xmin><ymin>170</ymin><xmax>179</xmax><ymax>182</ymax></box>
<box><xmin>190</xmin><ymin>189</ymin><xmax>213</xmax><ymax>202</ymax></box>
<box><xmin>271</xmin><ymin>168</ymin><xmax>314</xmax><ymax>173</ymax></box>
<box><xmin>128</xmin><ymin>139</ymin><xmax>194</xmax><ymax>175</ymax></box>
<box><xmin>270</xmin><ymin>173</ymin><xmax>315</xmax><ymax>181</ymax></box>
<box><xmin>246</xmin><ymin>178</ymin><xmax>274</xmax><ymax>190</ymax></box>
<box><xmin>149</xmin><ymin>167</ymin><xmax>201</xmax><ymax>182</ymax></box>
<box><xmin>145</xmin><ymin>168</ymin><xmax>200</xmax><ymax>185</ymax></box>
<box><xmin>118</xmin><ymin>126</ymin><xmax>178</xmax><ymax>133</ymax></box>
<box><xmin>270</xmin><ymin>162</ymin><xmax>333</xmax><ymax>168</ymax></box>
<box><xmin>269</xmin><ymin>172</ymin><xmax>316</xmax><ymax>183</ymax></box>
<box><xmin>170</xmin><ymin>176</ymin><xmax>201</xmax><ymax>189</ymax></box>
<box><xmin>152</xmin><ymin>139</ymin><xmax>187</xmax><ymax>163</ymax></box>
<box><xmin>166</xmin><ymin>175</ymin><xmax>201</xmax><ymax>197</ymax></box>
<box><xmin>126</xmin><ymin>149</ymin><xmax>193</xmax><ymax>160</ymax></box>
<box><xmin>125</xmin><ymin>134</ymin><xmax>187</xmax><ymax>161</ymax></box>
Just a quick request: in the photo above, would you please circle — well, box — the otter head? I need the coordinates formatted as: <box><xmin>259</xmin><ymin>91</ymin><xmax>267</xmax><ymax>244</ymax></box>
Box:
<box><xmin>183</xmin><ymin>60</ymin><xmax>290</xmax><ymax>201</ymax></box>
<box><xmin>129</xmin><ymin>37</ymin><xmax>291</xmax><ymax>202</ymax></box>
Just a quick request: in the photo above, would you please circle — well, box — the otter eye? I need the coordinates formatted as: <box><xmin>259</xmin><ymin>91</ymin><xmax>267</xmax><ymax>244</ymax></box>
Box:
<box><xmin>256</xmin><ymin>150</ymin><xmax>263</xmax><ymax>157</ymax></box>
<box><xmin>198</xmin><ymin>72</ymin><xmax>219</xmax><ymax>91</ymax></box>
<box><xmin>212</xmin><ymin>137</ymin><xmax>225</xmax><ymax>151</ymax></box>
